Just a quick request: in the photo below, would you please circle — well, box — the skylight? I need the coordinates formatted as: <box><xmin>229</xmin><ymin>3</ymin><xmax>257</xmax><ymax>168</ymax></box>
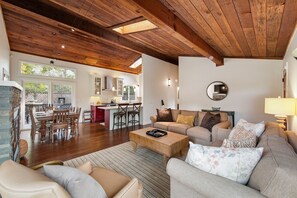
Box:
<box><xmin>130</xmin><ymin>58</ymin><xmax>142</xmax><ymax>68</ymax></box>
<box><xmin>112</xmin><ymin>20</ymin><xmax>157</xmax><ymax>34</ymax></box>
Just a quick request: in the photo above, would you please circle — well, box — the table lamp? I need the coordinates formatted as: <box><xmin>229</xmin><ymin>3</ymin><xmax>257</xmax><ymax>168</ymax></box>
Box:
<box><xmin>264</xmin><ymin>97</ymin><xmax>296</xmax><ymax>130</ymax></box>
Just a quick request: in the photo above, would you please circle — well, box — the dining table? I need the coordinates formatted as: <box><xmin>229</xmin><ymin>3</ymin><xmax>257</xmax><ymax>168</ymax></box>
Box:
<box><xmin>35</xmin><ymin>111</ymin><xmax>79</xmax><ymax>141</ymax></box>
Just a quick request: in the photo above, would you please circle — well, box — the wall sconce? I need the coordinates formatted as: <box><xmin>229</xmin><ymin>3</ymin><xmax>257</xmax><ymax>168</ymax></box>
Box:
<box><xmin>168</xmin><ymin>78</ymin><xmax>171</xmax><ymax>87</ymax></box>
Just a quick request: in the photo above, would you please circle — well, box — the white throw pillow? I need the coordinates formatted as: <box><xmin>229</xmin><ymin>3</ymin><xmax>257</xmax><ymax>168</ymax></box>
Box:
<box><xmin>229</xmin><ymin>119</ymin><xmax>265</xmax><ymax>138</ymax></box>
<box><xmin>185</xmin><ymin>142</ymin><xmax>263</xmax><ymax>184</ymax></box>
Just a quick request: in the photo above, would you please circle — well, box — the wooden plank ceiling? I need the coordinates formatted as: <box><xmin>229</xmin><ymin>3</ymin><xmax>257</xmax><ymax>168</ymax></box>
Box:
<box><xmin>1</xmin><ymin>0</ymin><xmax>297</xmax><ymax>74</ymax></box>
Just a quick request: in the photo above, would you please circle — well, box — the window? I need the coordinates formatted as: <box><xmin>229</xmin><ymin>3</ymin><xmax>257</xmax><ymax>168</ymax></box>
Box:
<box><xmin>21</xmin><ymin>61</ymin><xmax>76</xmax><ymax>79</ymax></box>
<box><xmin>122</xmin><ymin>85</ymin><xmax>136</xmax><ymax>101</ymax></box>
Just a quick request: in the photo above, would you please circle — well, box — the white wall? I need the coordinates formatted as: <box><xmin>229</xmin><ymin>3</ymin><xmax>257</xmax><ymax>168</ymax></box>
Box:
<box><xmin>142</xmin><ymin>54</ymin><xmax>178</xmax><ymax>124</ymax></box>
<box><xmin>0</xmin><ymin>5</ymin><xmax>10</xmax><ymax>80</ymax></box>
<box><xmin>179</xmin><ymin>57</ymin><xmax>283</xmax><ymax>124</ymax></box>
<box><xmin>283</xmin><ymin>28</ymin><xmax>297</xmax><ymax>131</ymax></box>
<box><xmin>10</xmin><ymin>52</ymin><xmax>140</xmax><ymax>128</ymax></box>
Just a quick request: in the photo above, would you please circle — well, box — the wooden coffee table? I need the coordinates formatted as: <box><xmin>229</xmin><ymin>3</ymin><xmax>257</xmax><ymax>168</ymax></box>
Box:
<box><xmin>129</xmin><ymin>127</ymin><xmax>189</xmax><ymax>164</ymax></box>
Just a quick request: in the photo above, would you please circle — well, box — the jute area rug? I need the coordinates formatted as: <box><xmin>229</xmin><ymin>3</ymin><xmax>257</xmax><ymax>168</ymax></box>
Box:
<box><xmin>64</xmin><ymin>141</ymin><xmax>170</xmax><ymax>198</ymax></box>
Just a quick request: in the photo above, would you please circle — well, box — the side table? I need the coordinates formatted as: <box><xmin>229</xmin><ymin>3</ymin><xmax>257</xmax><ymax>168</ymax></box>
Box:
<box><xmin>202</xmin><ymin>109</ymin><xmax>235</xmax><ymax>127</ymax></box>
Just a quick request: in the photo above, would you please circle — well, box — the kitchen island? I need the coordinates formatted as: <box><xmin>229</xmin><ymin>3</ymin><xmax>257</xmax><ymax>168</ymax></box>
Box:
<box><xmin>98</xmin><ymin>105</ymin><xmax>143</xmax><ymax>130</ymax></box>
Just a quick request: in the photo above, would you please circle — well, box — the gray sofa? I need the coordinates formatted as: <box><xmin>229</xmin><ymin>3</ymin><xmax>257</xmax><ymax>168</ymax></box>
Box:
<box><xmin>167</xmin><ymin>122</ymin><xmax>297</xmax><ymax>198</ymax></box>
<box><xmin>150</xmin><ymin>109</ymin><xmax>231</xmax><ymax>145</ymax></box>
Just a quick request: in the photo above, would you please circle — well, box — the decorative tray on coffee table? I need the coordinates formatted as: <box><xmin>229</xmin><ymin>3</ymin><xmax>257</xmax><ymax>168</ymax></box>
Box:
<box><xmin>146</xmin><ymin>129</ymin><xmax>167</xmax><ymax>138</ymax></box>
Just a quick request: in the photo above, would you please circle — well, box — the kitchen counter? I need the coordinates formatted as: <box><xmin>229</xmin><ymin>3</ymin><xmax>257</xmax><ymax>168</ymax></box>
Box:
<box><xmin>97</xmin><ymin>105</ymin><xmax>143</xmax><ymax>130</ymax></box>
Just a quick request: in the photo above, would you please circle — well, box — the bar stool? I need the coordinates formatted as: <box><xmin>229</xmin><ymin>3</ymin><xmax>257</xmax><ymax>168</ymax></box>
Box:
<box><xmin>113</xmin><ymin>103</ymin><xmax>129</xmax><ymax>130</ymax></box>
<box><xmin>128</xmin><ymin>103</ymin><xmax>142</xmax><ymax>127</ymax></box>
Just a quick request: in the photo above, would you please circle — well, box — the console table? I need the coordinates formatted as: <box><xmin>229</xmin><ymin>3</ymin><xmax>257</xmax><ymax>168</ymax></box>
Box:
<box><xmin>201</xmin><ymin>109</ymin><xmax>235</xmax><ymax>127</ymax></box>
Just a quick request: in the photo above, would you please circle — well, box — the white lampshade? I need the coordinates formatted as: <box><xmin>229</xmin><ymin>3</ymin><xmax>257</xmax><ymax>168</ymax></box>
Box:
<box><xmin>265</xmin><ymin>98</ymin><xmax>296</xmax><ymax>116</ymax></box>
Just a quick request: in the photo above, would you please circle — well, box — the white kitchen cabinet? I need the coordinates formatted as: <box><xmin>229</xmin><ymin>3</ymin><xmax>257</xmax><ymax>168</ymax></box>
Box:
<box><xmin>90</xmin><ymin>75</ymin><xmax>102</xmax><ymax>96</ymax></box>
<box><xmin>116</xmin><ymin>78</ymin><xmax>124</xmax><ymax>96</ymax></box>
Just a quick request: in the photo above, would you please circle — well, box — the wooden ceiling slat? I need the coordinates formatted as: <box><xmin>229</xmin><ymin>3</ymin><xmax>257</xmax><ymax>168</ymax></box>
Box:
<box><xmin>203</xmin><ymin>0</ymin><xmax>244</xmax><ymax>57</ymax></box>
<box><xmin>217</xmin><ymin>0</ymin><xmax>252</xmax><ymax>57</ymax></box>
<box><xmin>127</xmin><ymin>29</ymin><xmax>199</xmax><ymax>57</ymax></box>
<box><xmin>4</xmin><ymin>11</ymin><xmax>139</xmax><ymax>63</ymax></box>
<box><xmin>233</xmin><ymin>0</ymin><xmax>259</xmax><ymax>57</ymax></box>
<box><xmin>1</xmin><ymin>0</ymin><xmax>177</xmax><ymax>66</ymax></box>
<box><xmin>275</xmin><ymin>0</ymin><xmax>297</xmax><ymax>57</ymax></box>
<box><xmin>250</xmin><ymin>0</ymin><xmax>267</xmax><ymax>57</ymax></box>
<box><xmin>48</xmin><ymin>0</ymin><xmax>141</xmax><ymax>27</ymax></box>
<box><xmin>129</xmin><ymin>0</ymin><xmax>224</xmax><ymax>65</ymax></box>
<box><xmin>186</xmin><ymin>0</ymin><xmax>235</xmax><ymax>56</ymax></box>
<box><xmin>166</xmin><ymin>0</ymin><xmax>229</xmax><ymax>56</ymax></box>
<box><xmin>266</xmin><ymin>0</ymin><xmax>285</xmax><ymax>57</ymax></box>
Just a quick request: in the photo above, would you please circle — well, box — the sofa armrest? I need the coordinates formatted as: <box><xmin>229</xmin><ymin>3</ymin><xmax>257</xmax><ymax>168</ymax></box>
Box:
<box><xmin>212</xmin><ymin>128</ymin><xmax>232</xmax><ymax>142</ymax></box>
<box><xmin>150</xmin><ymin>115</ymin><xmax>157</xmax><ymax>124</ymax></box>
<box><xmin>167</xmin><ymin>158</ymin><xmax>265</xmax><ymax>198</ymax></box>
<box><xmin>211</xmin><ymin>121</ymin><xmax>231</xmax><ymax>142</ymax></box>
<box><xmin>114</xmin><ymin>178</ymin><xmax>143</xmax><ymax>198</ymax></box>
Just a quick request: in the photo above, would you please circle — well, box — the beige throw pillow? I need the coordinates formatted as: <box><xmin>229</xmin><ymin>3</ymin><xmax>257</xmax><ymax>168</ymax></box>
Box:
<box><xmin>222</xmin><ymin>126</ymin><xmax>257</xmax><ymax>148</ymax></box>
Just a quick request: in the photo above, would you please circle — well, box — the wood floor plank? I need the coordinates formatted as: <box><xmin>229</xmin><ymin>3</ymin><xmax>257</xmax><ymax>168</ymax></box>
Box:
<box><xmin>20</xmin><ymin>123</ymin><xmax>146</xmax><ymax>167</ymax></box>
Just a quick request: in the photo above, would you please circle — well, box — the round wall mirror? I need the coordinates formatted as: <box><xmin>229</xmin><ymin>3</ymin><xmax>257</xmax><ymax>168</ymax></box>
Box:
<box><xmin>206</xmin><ymin>81</ymin><xmax>228</xmax><ymax>101</ymax></box>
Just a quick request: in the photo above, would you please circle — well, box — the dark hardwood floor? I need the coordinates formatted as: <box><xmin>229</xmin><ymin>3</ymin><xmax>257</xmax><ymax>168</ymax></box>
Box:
<box><xmin>20</xmin><ymin>123</ymin><xmax>146</xmax><ymax>167</ymax></box>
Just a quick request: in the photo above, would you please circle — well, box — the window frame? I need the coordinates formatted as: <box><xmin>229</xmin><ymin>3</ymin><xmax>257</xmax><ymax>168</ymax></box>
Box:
<box><xmin>19</xmin><ymin>60</ymin><xmax>77</xmax><ymax>81</ymax></box>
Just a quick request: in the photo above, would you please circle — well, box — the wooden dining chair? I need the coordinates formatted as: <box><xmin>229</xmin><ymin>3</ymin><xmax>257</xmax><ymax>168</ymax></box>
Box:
<box><xmin>29</xmin><ymin>108</ymin><xmax>40</xmax><ymax>142</ymax></box>
<box><xmin>72</xmin><ymin>107</ymin><xmax>81</xmax><ymax>136</ymax></box>
<box><xmin>50</xmin><ymin>109</ymin><xmax>69</xmax><ymax>143</ymax></box>
<box><xmin>43</xmin><ymin>104</ymin><xmax>53</xmax><ymax>112</ymax></box>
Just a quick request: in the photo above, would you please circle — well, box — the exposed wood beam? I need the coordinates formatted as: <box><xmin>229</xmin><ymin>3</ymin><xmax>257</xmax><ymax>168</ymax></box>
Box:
<box><xmin>128</xmin><ymin>0</ymin><xmax>224</xmax><ymax>66</ymax></box>
<box><xmin>1</xmin><ymin>0</ymin><xmax>178</xmax><ymax>65</ymax></box>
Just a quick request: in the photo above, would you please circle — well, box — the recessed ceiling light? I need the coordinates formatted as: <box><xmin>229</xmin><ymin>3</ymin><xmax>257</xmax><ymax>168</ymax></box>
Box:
<box><xmin>130</xmin><ymin>58</ymin><xmax>142</xmax><ymax>68</ymax></box>
<box><xmin>113</xmin><ymin>20</ymin><xmax>157</xmax><ymax>34</ymax></box>
<box><xmin>71</xmin><ymin>28</ymin><xmax>75</xmax><ymax>32</ymax></box>
<box><xmin>61</xmin><ymin>45</ymin><xmax>65</xmax><ymax>49</ymax></box>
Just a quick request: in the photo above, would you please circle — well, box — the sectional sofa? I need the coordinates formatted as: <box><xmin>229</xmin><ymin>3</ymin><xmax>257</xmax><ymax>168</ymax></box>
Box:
<box><xmin>167</xmin><ymin>122</ymin><xmax>297</xmax><ymax>197</ymax></box>
<box><xmin>150</xmin><ymin>109</ymin><xmax>231</xmax><ymax>145</ymax></box>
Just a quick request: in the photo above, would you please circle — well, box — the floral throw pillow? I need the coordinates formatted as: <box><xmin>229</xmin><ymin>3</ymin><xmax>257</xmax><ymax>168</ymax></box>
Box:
<box><xmin>185</xmin><ymin>142</ymin><xmax>263</xmax><ymax>184</ymax></box>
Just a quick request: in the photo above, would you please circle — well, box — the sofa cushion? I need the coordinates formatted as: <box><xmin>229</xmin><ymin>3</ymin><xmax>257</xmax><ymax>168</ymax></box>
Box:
<box><xmin>187</xmin><ymin>126</ymin><xmax>211</xmax><ymax>142</ymax></box>
<box><xmin>171</xmin><ymin>109</ymin><xmax>181</xmax><ymax>122</ymax></box>
<box><xmin>0</xmin><ymin>160</ymin><xmax>70</xmax><ymax>198</ymax></box>
<box><xmin>200</xmin><ymin>112</ymin><xmax>221</xmax><ymax>131</ymax></box>
<box><xmin>156</xmin><ymin>108</ymin><xmax>173</xmax><ymax>122</ymax></box>
<box><xmin>168</xmin><ymin>123</ymin><xmax>192</xmax><ymax>135</ymax></box>
<box><xmin>176</xmin><ymin>114</ymin><xmax>195</xmax><ymax>126</ymax></box>
<box><xmin>247</xmin><ymin>127</ymin><xmax>297</xmax><ymax>197</ymax></box>
<box><xmin>43</xmin><ymin>165</ymin><xmax>107</xmax><ymax>198</ymax></box>
<box><xmin>185</xmin><ymin>142</ymin><xmax>263</xmax><ymax>184</ymax></box>
<box><xmin>198</xmin><ymin>112</ymin><xmax>228</xmax><ymax>126</ymax></box>
<box><xmin>181</xmin><ymin>110</ymin><xmax>199</xmax><ymax>126</ymax></box>
<box><xmin>153</xmin><ymin>122</ymin><xmax>171</xmax><ymax>130</ymax></box>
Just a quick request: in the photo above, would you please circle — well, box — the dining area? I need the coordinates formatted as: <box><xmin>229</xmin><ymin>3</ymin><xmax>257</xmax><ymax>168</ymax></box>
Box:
<box><xmin>29</xmin><ymin>105</ymin><xmax>81</xmax><ymax>143</ymax></box>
